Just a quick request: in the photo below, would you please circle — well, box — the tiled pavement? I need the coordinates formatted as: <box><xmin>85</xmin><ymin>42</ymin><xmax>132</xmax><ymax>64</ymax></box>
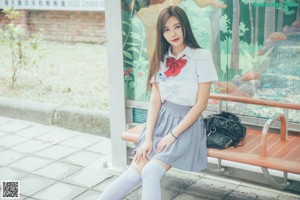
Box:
<box><xmin>0</xmin><ymin>116</ymin><xmax>299</xmax><ymax>200</ymax></box>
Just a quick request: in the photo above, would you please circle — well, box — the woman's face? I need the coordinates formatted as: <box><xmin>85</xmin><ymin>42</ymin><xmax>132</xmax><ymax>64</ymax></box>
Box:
<box><xmin>163</xmin><ymin>16</ymin><xmax>185</xmax><ymax>51</ymax></box>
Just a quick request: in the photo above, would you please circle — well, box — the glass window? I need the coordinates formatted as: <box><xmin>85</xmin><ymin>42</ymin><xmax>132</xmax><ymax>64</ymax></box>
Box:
<box><xmin>122</xmin><ymin>0</ymin><xmax>300</xmax><ymax>123</ymax></box>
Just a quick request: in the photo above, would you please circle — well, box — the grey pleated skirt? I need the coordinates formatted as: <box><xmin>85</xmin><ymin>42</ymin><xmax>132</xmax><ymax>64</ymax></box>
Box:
<box><xmin>134</xmin><ymin>101</ymin><xmax>208</xmax><ymax>172</ymax></box>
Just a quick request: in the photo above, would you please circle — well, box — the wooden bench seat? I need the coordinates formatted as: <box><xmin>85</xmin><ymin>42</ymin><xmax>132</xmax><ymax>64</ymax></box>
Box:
<box><xmin>122</xmin><ymin>94</ymin><xmax>300</xmax><ymax>189</ymax></box>
<box><xmin>122</xmin><ymin>125</ymin><xmax>300</xmax><ymax>175</ymax></box>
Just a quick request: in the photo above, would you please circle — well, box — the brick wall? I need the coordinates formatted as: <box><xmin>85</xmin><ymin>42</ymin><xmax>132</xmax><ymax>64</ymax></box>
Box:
<box><xmin>0</xmin><ymin>10</ymin><xmax>106</xmax><ymax>43</ymax></box>
<box><xmin>0</xmin><ymin>10</ymin><xmax>29</xmax><ymax>35</ymax></box>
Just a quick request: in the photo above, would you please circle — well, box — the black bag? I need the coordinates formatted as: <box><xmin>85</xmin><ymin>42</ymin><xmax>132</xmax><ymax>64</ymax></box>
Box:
<box><xmin>204</xmin><ymin>111</ymin><xmax>246</xmax><ymax>150</ymax></box>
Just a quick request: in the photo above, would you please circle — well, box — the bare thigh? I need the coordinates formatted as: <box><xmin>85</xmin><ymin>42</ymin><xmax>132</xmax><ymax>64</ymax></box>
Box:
<box><xmin>151</xmin><ymin>159</ymin><xmax>171</xmax><ymax>171</ymax></box>
<box><xmin>130</xmin><ymin>155</ymin><xmax>171</xmax><ymax>174</ymax></box>
<box><xmin>130</xmin><ymin>154</ymin><xmax>149</xmax><ymax>174</ymax></box>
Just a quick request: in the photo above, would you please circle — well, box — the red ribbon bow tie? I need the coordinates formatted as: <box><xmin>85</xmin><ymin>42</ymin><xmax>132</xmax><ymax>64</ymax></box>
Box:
<box><xmin>164</xmin><ymin>54</ymin><xmax>187</xmax><ymax>78</ymax></box>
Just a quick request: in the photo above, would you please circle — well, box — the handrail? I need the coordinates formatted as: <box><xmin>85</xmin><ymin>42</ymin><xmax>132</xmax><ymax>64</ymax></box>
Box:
<box><xmin>210</xmin><ymin>94</ymin><xmax>300</xmax><ymax>110</ymax></box>
<box><xmin>260</xmin><ymin>113</ymin><xmax>287</xmax><ymax>157</ymax></box>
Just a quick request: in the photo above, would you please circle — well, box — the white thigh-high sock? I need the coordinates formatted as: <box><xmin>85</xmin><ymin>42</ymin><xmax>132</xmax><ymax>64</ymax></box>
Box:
<box><xmin>98</xmin><ymin>166</ymin><xmax>141</xmax><ymax>200</ymax></box>
<box><xmin>141</xmin><ymin>161</ymin><xmax>167</xmax><ymax>200</ymax></box>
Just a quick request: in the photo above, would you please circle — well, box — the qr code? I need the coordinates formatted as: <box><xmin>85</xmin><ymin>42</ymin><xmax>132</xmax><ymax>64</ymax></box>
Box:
<box><xmin>1</xmin><ymin>181</ymin><xmax>20</xmax><ymax>199</ymax></box>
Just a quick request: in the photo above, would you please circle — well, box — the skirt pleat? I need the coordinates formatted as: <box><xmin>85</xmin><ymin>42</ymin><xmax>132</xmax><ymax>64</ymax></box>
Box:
<box><xmin>134</xmin><ymin>101</ymin><xmax>208</xmax><ymax>172</ymax></box>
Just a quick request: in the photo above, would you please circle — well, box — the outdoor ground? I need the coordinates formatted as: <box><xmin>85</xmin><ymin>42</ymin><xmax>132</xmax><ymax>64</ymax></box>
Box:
<box><xmin>0</xmin><ymin>41</ymin><xmax>109</xmax><ymax>111</ymax></box>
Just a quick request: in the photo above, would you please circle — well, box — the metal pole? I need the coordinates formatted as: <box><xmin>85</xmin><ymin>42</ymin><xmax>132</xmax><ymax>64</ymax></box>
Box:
<box><xmin>105</xmin><ymin>0</ymin><xmax>127</xmax><ymax>168</ymax></box>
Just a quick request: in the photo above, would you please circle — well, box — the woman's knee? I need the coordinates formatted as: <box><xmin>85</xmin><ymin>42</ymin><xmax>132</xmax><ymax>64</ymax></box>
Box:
<box><xmin>130</xmin><ymin>158</ymin><xmax>148</xmax><ymax>174</ymax></box>
<box><xmin>141</xmin><ymin>162</ymin><xmax>154</xmax><ymax>180</ymax></box>
<box><xmin>141</xmin><ymin>161</ymin><xmax>167</xmax><ymax>181</ymax></box>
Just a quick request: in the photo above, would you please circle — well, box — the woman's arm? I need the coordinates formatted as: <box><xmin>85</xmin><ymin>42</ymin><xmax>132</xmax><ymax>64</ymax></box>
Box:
<box><xmin>145</xmin><ymin>83</ymin><xmax>162</xmax><ymax>141</ymax></box>
<box><xmin>135</xmin><ymin>83</ymin><xmax>161</xmax><ymax>163</ymax></box>
<box><xmin>157</xmin><ymin>82</ymin><xmax>212</xmax><ymax>153</ymax></box>
<box><xmin>171</xmin><ymin>82</ymin><xmax>212</xmax><ymax>138</ymax></box>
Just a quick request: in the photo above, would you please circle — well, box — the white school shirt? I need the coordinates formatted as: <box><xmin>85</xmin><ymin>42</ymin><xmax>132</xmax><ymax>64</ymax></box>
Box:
<box><xmin>150</xmin><ymin>46</ymin><xmax>218</xmax><ymax>106</ymax></box>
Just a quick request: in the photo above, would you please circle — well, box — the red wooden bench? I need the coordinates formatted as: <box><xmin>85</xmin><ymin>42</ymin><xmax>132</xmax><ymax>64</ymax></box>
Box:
<box><xmin>122</xmin><ymin>94</ymin><xmax>300</xmax><ymax>189</ymax></box>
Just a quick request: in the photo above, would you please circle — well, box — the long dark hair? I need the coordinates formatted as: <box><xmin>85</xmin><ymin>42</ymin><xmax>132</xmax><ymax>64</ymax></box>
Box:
<box><xmin>146</xmin><ymin>6</ymin><xmax>201</xmax><ymax>90</ymax></box>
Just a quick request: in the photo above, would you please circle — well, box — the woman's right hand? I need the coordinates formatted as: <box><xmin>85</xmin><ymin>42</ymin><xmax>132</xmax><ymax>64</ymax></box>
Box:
<box><xmin>135</xmin><ymin>139</ymin><xmax>153</xmax><ymax>164</ymax></box>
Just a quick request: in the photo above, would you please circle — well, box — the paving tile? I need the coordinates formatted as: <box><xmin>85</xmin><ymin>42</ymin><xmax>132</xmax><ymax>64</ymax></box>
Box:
<box><xmin>0</xmin><ymin>149</ymin><xmax>26</xmax><ymax>166</ymax></box>
<box><xmin>14</xmin><ymin>126</ymin><xmax>52</xmax><ymax>138</ymax></box>
<box><xmin>62</xmin><ymin>168</ymin><xmax>113</xmax><ymax>188</ymax></box>
<box><xmin>0</xmin><ymin>167</ymin><xmax>26</xmax><ymax>180</ymax></box>
<box><xmin>0</xmin><ymin>131</ymin><xmax>8</xmax><ymax>137</ymax></box>
<box><xmin>85</xmin><ymin>154</ymin><xmax>112</xmax><ymax>170</ymax></box>
<box><xmin>59</xmin><ymin>134</ymin><xmax>100</xmax><ymax>149</ymax></box>
<box><xmin>185</xmin><ymin>176</ymin><xmax>238</xmax><ymax>200</ymax></box>
<box><xmin>93</xmin><ymin>176</ymin><xmax>118</xmax><ymax>192</ymax></box>
<box><xmin>19</xmin><ymin>174</ymin><xmax>56</xmax><ymax>196</ymax></box>
<box><xmin>11</xmin><ymin>140</ymin><xmax>52</xmax><ymax>154</ymax></box>
<box><xmin>203</xmin><ymin>173</ymin><xmax>242</xmax><ymax>185</ymax></box>
<box><xmin>228</xmin><ymin>185</ymin><xmax>281</xmax><ymax>200</ymax></box>
<box><xmin>161</xmin><ymin>187</ymin><xmax>181</xmax><ymax>200</ymax></box>
<box><xmin>0</xmin><ymin>121</ymin><xmax>32</xmax><ymax>133</ymax></box>
<box><xmin>277</xmin><ymin>193</ymin><xmax>300</xmax><ymax>200</ymax></box>
<box><xmin>60</xmin><ymin>150</ymin><xmax>103</xmax><ymax>167</ymax></box>
<box><xmin>161</xmin><ymin>172</ymin><xmax>196</xmax><ymax>192</ymax></box>
<box><xmin>168</xmin><ymin>169</ymin><xmax>204</xmax><ymax>180</ymax></box>
<box><xmin>8</xmin><ymin>155</ymin><xmax>54</xmax><ymax>173</ymax></box>
<box><xmin>35</xmin><ymin>145</ymin><xmax>78</xmax><ymax>160</ymax></box>
<box><xmin>33</xmin><ymin>161</ymin><xmax>81</xmax><ymax>181</ymax></box>
<box><xmin>85</xmin><ymin>137</ymin><xmax>111</xmax><ymax>154</ymax></box>
<box><xmin>125</xmin><ymin>186</ymin><xmax>179</xmax><ymax>200</ymax></box>
<box><xmin>124</xmin><ymin>187</ymin><xmax>142</xmax><ymax>200</ymax></box>
<box><xmin>0</xmin><ymin>117</ymin><xmax>13</xmax><ymax>125</ymax></box>
<box><xmin>32</xmin><ymin>182</ymin><xmax>87</xmax><ymax>200</ymax></box>
<box><xmin>73</xmin><ymin>189</ymin><xmax>100</xmax><ymax>200</ymax></box>
<box><xmin>36</xmin><ymin>129</ymin><xmax>78</xmax><ymax>144</ymax></box>
<box><xmin>223</xmin><ymin>191</ymin><xmax>258</xmax><ymax>200</ymax></box>
<box><xmin>0</xmin><ymin>134</ymin><xmax>29</xmax><ymax>148</ymax></box>
<box><xmin>18</xmin><ymin>195</ymin><xmax>28</xmax><ymax>200</ymax></box>
<box><xmin>173</xmin><ymin>193</ymin><xmax>207</xmax><ymax>200</ymax></box>
<box><xmin>286</xmin><ymin>181</ymin><xmax>300</xmax><ymax>197</ymax></box>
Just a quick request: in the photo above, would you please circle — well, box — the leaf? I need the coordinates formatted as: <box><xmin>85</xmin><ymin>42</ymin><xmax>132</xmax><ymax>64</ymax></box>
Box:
<box><xmin>239</xmin><ymin>22</ymin><xmax>249</xmax><ymax>36</ymax></box>
<box><xmin>122</xmin><ymin>31</ymin><xmax>127</xmax><ymax>36</ymax></box>
<box><xmin>124</xmin><ymin>60</ymin><xmax>133</xmax><ymax>65</ymax></box>
<box><xmin>132</xmin><ymin>18</ymin><xmax>141</xmax><ymax>28</ymax></box>
<box><xmin>124</xmin><ymin>76</ymin><xmax>133</xmax><ymax>81</ymax></box>
<box><xmin>122</xmin><ymin>21</ymin><xmax>131</xmax><ymax>27</ymax></box>
<box><xmin>130</xmin><ymin>32</ymin><xmax>142</xmax><ymax>41</ymax></box>
<box><xmin>220</xmin><ymin>14</ymin><xmax>231</xmax><ymax>34</ymax></box>
<box><xmin>126</xmin><ymin>42</ymin><xmax>140</xmax><ymax>46</ymax></box>
<box><xmin>123</xmin><ymin>51</ymin><xmax>132</xmax><ymax>59</ymax></box>
<box><xmin>127</xmin><ymin>47</ymin><xmax>140</xmax><ymax>53</ymax></box>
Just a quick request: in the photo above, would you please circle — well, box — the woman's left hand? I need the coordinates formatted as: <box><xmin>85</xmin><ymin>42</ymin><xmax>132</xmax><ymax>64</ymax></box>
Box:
<box><xmin>157</xmin><ymin>134</ymin><xmax>176</xmax><ymax>153</ymax></box>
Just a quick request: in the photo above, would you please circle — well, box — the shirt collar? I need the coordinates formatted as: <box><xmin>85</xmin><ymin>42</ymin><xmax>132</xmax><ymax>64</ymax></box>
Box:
<box><xmin>167</xmin><ymin>46</ymin><xmax>194</xmax><ymax>59</ymax></box>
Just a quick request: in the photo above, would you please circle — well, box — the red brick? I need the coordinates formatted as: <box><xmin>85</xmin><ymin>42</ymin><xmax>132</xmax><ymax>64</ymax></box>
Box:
<box><xmin>0</xmin><ymin>9</ymin><xmax>105</xmax><ymax>43</ymax></box>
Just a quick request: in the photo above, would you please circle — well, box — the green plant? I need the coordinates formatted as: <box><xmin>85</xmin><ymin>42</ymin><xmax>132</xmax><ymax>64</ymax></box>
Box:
<box><xmin>0</xmin><ymin>7</ymin><xmax>47</xmax><ymax>89</ymax></box>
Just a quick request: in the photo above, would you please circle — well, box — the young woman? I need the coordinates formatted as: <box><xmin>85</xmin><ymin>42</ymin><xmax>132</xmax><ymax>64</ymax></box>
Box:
<box><xmin>99</xmin><ymin>6</ymin><xmax>217</xmax><ymax>200</ymax></box>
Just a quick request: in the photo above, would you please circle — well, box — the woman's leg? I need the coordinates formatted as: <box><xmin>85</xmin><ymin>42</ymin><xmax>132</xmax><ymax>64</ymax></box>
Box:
<box><xmin>141</xmin><ymin>159</ymin><xmax>171</xmax><ymax>200</ymax></box>
<box><xmin>98</xmin><ymin>155</ymin><xmax>148</xmax><ymax>200</ymax></box>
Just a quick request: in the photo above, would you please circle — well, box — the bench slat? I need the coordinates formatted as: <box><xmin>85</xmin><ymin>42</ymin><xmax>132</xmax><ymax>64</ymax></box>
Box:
<box><xmin>210</xmin><ymin>94</ymin><xmax>300</xmax><ymax>110</ymax></box>
<box><xmin>208</xmin><ymin>149</ymin><xmax>300</xmax><ymax>174</ymax></box>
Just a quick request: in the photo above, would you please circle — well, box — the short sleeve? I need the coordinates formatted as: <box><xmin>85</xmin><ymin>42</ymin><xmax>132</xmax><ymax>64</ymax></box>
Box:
<box><xmin>149</xmin><ymin>63</ymin><xmax>163</xmax><ymax>84</ymax></box>
<box><xmin>150</xmin><ymin>74</ymin><xmax>158</xmax><ymax>84</ymax></box>
<box><xmin>196</xmin><ymin>50</ymin><xmax>218</xmax><ymax>83</ymax></box>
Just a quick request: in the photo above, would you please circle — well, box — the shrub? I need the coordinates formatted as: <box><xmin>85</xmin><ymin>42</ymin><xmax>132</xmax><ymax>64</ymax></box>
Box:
<box><xmin>0</xmin><ymin>7</ymin><xmax>47</xmax><ymax>89</ymax></box>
